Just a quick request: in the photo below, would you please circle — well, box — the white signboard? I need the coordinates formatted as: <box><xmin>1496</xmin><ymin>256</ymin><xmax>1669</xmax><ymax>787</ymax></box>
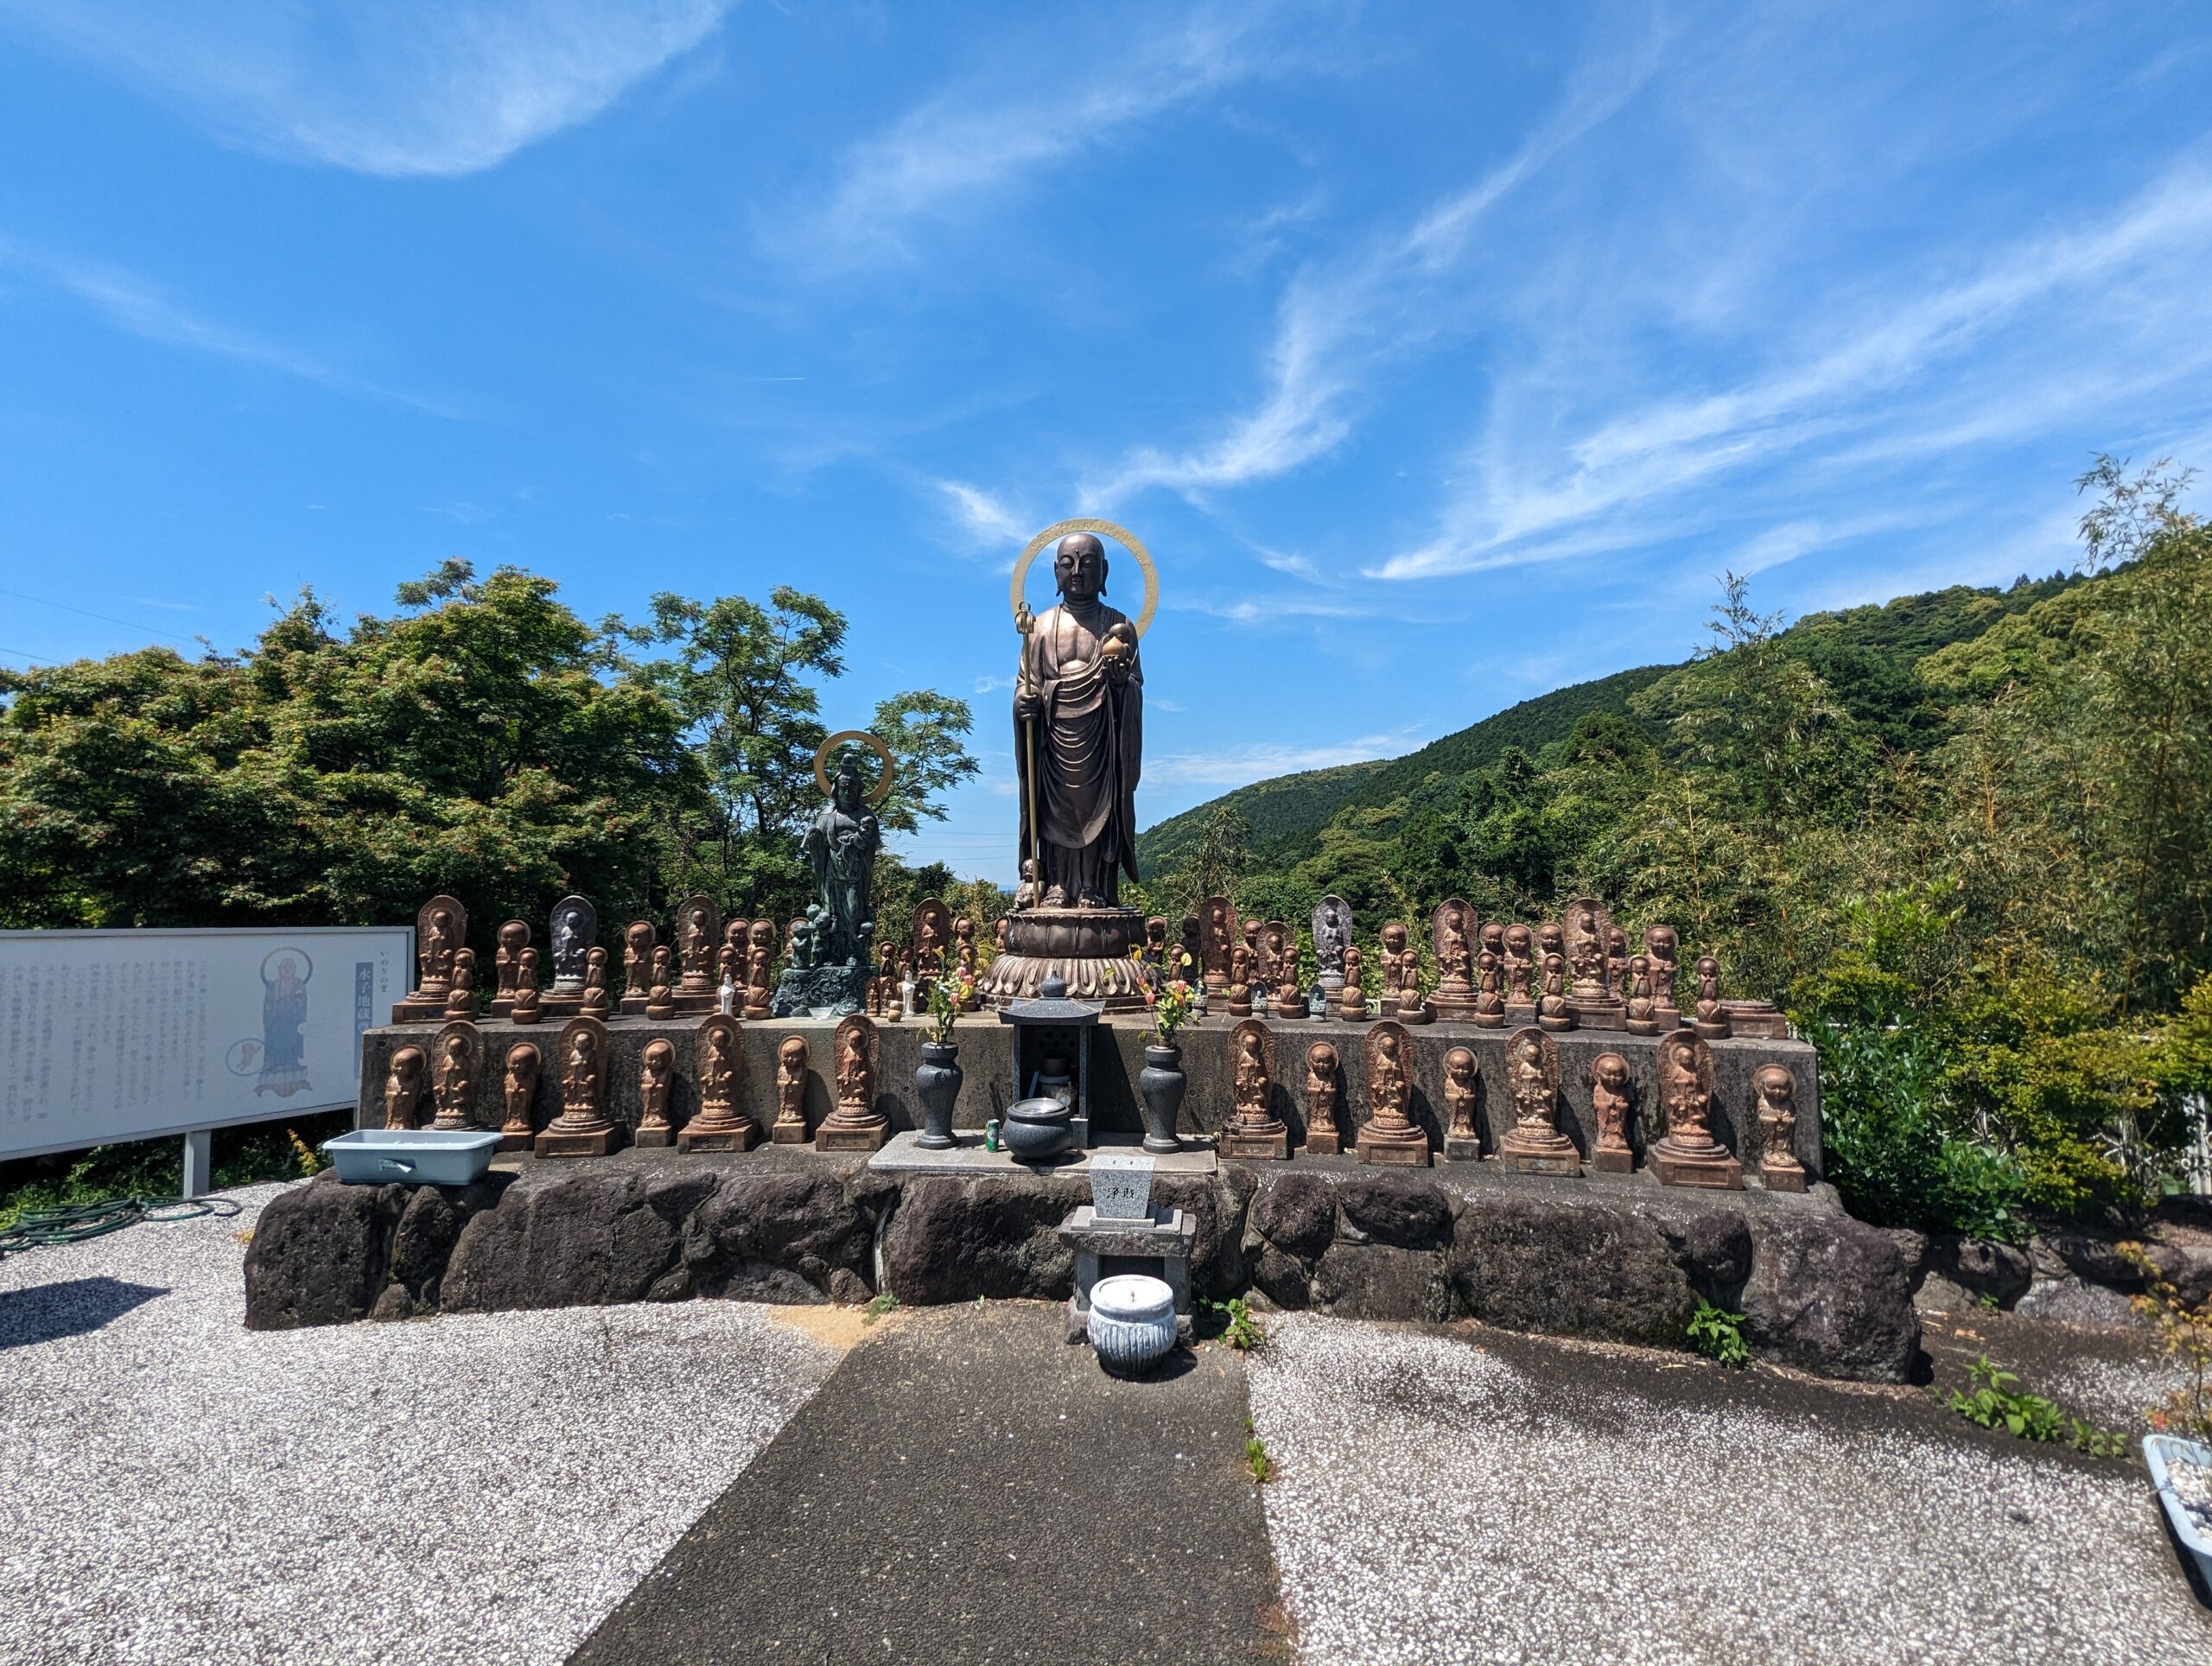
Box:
<box><xmin>0</xmin><ymin>926</ymin><xmax>411</xmax><ymax>1160</ymax></box>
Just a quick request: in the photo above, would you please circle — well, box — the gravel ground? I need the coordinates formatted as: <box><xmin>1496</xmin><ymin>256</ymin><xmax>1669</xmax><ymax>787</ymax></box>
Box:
<box><xmin>1249</xmin><ymin>1315</ymin><xmax>2212</xmax><ymax>1665</ymax></box>
<box><xmin>0</xmin><ymin>1182</ymin><xmax>841</xmax><ymax>1666</ymax></box>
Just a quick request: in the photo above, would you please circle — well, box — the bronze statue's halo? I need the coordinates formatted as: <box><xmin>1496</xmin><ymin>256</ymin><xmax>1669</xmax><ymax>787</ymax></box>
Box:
<box><xmin>1009</xmin><ymin>518</ymin><xmax>1159</xmax><ymax>638</ymax></box>
<box><xmin>814</xmin><ymin>729</ymin><xmax>895</xmax><ymax>806</ymax></box>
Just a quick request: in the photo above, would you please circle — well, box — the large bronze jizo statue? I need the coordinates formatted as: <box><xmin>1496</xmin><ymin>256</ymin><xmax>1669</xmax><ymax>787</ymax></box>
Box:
<box><xmin>1014</xmin><ymin>532</ymin><xmax>1142</xmax><ymax>906</ymax></box>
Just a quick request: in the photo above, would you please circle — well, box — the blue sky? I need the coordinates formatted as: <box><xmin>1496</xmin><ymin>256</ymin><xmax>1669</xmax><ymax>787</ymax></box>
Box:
<box><xmin>3</xmin><ymin>3</ymin><xmax>2209</xmax><ymax>885</ymax></box>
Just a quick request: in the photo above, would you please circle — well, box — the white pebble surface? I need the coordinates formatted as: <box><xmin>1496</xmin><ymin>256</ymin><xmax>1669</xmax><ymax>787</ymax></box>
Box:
<box><xmin>0</xmin><ymin>1182</ymin><xmax>839</xmax><ymax>1665</ymax></box>
<box><xmin>1249</xmin><ymin>1315</ymin><xmax>2212</xmax><ymax>1665</ymax></box>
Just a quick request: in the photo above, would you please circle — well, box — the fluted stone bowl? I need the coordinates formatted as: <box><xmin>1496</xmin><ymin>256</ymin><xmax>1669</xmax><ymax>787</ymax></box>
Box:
<box><xmin>1086</xmin><ymin>1273</ymin><xmax>1177</xmax><ymax>1375</ymax></box>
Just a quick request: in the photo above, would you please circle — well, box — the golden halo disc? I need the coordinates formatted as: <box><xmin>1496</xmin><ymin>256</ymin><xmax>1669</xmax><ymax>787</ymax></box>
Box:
<box><xmin>1009</xmin><ymin>518</ymin><xmax>1159</xmax><ymax>638</ymax></box>
<box><xmin>814</xmin><ymin>730</ymin><xmax>896</xmax><ymax>806</ymax></box>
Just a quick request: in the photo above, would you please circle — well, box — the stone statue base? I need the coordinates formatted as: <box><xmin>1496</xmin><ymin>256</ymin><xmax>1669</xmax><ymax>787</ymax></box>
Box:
<box><xmin>1499</xmin><ymin>1128</ymin><xmax>1582</xmax><ymax>1177</ymax></box>
<box><xmin>1305</xmin><ymin>1122</ymin><xmax>1341</xmax><ymax>1157</ymax></box>
<box><xmin>632</xmin><ymin>1125</ymin><xmax>675</xmax><ymax>1148</ymax></box>
<box><xmin>1428</xmin><ymin>990</ymin><xmax>1479</xmax><ymax>1022</ymax></box>
<box><xmin>678</xmin><ymin>1119</ymin><xmax>760</xmax><ymax>1153</ymax></box>
<box><xmin>1725</xmin><ymin>1000</ymin><xmax>1789</xmax><ymax>1038</ymax></box>
<box><xmin>534</xmin><ymin>1125</ymin><xmax>616</xmax><ymax>1159</ymax></box>
<box><xmin>390</xmin><ymin>995</ymin><xmax>446</xmax><ymax>1024</ymax></box>
<box><xmin>1592</xmin><ymin>1144</ymin><xmax>1636</xmax><ymax>1173</ymax></box>
<box><xmin>670</xmin><ymin>986</ymin><xmax>719</xmax><ymax>1016</ymax></box>
<box><xmin>1221</xmin><ymin>1122</ymin><xmax>1289</xmax><ymax>1161</ymax></box>
<box><xmin>817</xmin><ymin>1116</ymin><xmax>888</xmax><ymax>1153</ymax></box>
<box><xmin>977</xmin><ymin>905</ymin><xmax>1148</xmax><ymax>1011</ymax></box>
<box><xmin>1393</xmin><ymin>1002</ymin><xmax>1433</xmax><ymax>1026</ymax></box>
<box><xmin>771</xmin><ymin>1117</ymin><xmax>809</xmax><ymax>1146</ymax></box>
<box><xmin>1357</xmin><ymin>1124</ymin><xmax>1431</xmax><ymax>1167</ymax></box>
<box><xmin>771</xmin><ymin>963</ymin><xmax>869</xmax><ymax>1020</ymax></box>
<box><xmin>1569</xmin><ymin>998</ymin><xmax>1626</xmax><ymax>1031</ymax></box>
<box><xmin>1650</xmin><ymin>1137</ymin><xmax>1742</xmax><ymax>1190</ymax></box>
<box><xmin>1762</xmin><ymin>1158</ymin><xmax>1808</xmax><ymax>1193</ymax></box>
<box><xmin>1443</xmin><ymin>1132</ymin><xmax>1481</xmax><ymax>1162</ymax></box>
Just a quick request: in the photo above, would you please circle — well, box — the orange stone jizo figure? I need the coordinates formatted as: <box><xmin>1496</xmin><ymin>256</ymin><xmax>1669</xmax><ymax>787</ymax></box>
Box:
<box><xmin>1590</xmin><ymin>1050</ymin><xmax>1635</xmax><ymax>1172</ymax></box>
<box><xmin>771</xmin><ymin>1034</ymin><xmax>810</xmax><ymax>1143</ymax></box>
<box><xmin>443</xmin><ymin>949</ymin><xmax>477</xmax><ymax>1020</ymax></box>
<box><xmin>395</xmin><ymin>894</ymin><xmax>467</xmax><ymax>1021</ymax></box>
<box><xmin>1756</xmin><ymin>1063</ymin><xmax>1806</xmax><ymax>1192</ymax></box>
<box><xmin>1649</xmin><ymin>1030</ymin><xmax>1741</xmax><ymax>1189</ymax></box>
<box><xmin>1221</xmin><ymin>1019</ymin><xmax>1287</xmax><ymax>1160</ymax></box>
<box><xmin>429</xmin><ymin>1021</ymin><xmax>480</xmax><ymax>1129</ymax></box>
<box><xmin>383</xmin><ymin>1045</ymin><xmax>427</xmax><ymax>1130</ymax></box>
<box><xmin>511</xmin><ymin>947</ymin><xmax>543</xmax><ymax>1024</ymax></box>
<box><xmin>816</xmin><ymin>1014</ymin><xmax>887</xmax><ymax>1151</ymax></box>
<box><xmin>1442</xmin><ymin>1045</ymin><xmax>1480</xmax><ymax>1160</ymax></box>
<box><xmin>1304</xmin><ymin>1040</ymin><xmax>1341</xmax><ymax>1154</ymax></box>
<box><xmin>536</xmin><ymin>1017</ymin><xmax>617</xmax><ymax>1157</ymax></box>
<box><xmin>1357</xmin><ymin>1021</ymin><xmax>1428</xmax><ymax>1166</ymax></box>
<box><xmin>633</xmin><ymin>1037</ymin><xmax>677</xmax><ymax>1147</ymax></box>
<box><xmin>498</xmin><ymin>1041</ymin><xmax>539</xmax><ymax>1150</ymax></box>
<box><xmin>1497</xmin><ymin>1027</ymin><xmax>1579</xmax><ymax>1175</ymax></box>
<box><xmin>681</xmin><ymin>1014</ymin><xmax>756</xmax><ymax>1152</ymax></box>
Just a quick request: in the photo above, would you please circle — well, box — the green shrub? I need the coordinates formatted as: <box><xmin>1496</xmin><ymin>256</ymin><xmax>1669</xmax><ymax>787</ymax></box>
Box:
<box><xmin>1686</xmin><ymin>1298</ymin><xmax>1750</xmax><ymax>1367</ymax></box>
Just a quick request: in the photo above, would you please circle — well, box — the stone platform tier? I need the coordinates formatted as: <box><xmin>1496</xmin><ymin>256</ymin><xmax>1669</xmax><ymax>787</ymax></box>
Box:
<box><xmin>362</xmin><ymin>1012</ymin><xmax>1821</xmax><ymax>1180</ymax></box>
<box><xmin>242</xmin><ymin>1148</ymin><xmax>1916</xmax><ymax>1383</ymax></box>
<box><xmin>974</xmin><ymin>904</ymin><xmax>1149</xmax><ymax>1012</ymax></box>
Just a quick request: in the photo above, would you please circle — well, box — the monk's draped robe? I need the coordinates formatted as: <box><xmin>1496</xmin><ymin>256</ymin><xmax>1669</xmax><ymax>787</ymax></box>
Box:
<box><xmin>1014</xmin><ymin>595</ymin><xmax>1142</xmax><ymax>906</ymax></box>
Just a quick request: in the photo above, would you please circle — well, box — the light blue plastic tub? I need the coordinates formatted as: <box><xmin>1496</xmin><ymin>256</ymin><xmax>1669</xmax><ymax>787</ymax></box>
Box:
<box><xmin>2143</xmin><ymin>1434</ymin><xmax>2212</xmax><ymax>1592</ymax></box>
<box><xmin>321</xmin><ymin>1129</ymin><xmax>502</xmax><ymax>1187</ymax></box>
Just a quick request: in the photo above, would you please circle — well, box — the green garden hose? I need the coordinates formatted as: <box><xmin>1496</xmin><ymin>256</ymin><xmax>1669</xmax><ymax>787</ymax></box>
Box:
<box><xmin>0</xmin><ymin>1194</ymin><xmax>242</xmax><ymax>1257</ymax></box>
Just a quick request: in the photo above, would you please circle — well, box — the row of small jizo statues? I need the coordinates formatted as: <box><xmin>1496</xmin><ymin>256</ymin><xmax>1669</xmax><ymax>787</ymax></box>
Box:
<box><xmin>1212</xmin><ymin>1016</ymin><xmax>1804</xmax><ymax>1192</ymax></box>
<box><xmin>1154</xmin><ymin>894</ymin><xmax>1783</xmax><ymax>1039</ymax></box>
<box><xmin>378</xmin><ymin>1010</ymin><xmax>892</xmax><ymax>1159</ymax></box>
<box><xmin>391</xmin><ymin>891</ymin><xmax>989</xmax><ymax>1027</ymax></box>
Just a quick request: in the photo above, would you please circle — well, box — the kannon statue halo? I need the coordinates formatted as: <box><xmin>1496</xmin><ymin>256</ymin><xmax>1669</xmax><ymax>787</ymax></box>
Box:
<box><xmin>979</xmin><ymin>518</ymin><xmax>1160</xmax><ymax>1010</ymax></box>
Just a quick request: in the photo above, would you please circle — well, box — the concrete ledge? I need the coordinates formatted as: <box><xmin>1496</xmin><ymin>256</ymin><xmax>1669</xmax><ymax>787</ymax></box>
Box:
<box><xmin>244</xmin><ymin>1148</ymin><xmax>1916</xmax><ymax>1382</ymax></box>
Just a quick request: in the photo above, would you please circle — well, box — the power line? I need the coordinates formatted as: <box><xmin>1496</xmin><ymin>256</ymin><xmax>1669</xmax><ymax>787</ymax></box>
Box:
<box><xmin>0</xmin><ymin>588</ymin><xmax>199</xmax><ymax>645</ymax></box>
<box><xmin>0</xmin><ymin>644</ymin><xmax>58</xmax><ymax>664</ymax></box>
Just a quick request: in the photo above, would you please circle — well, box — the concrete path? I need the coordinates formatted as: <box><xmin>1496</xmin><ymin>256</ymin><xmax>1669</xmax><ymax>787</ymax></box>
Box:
<box><xmin>570</xmin><ymin>1301</ymin><xmax>1284</xmax><ymax>1664</ymax></box>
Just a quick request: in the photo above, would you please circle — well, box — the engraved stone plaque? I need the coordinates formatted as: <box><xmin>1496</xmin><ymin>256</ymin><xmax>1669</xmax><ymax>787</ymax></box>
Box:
<box><xmin>1089</xmin><ymin>1150</ymin><xmax>1155</xmax><ymax>1220</ymax></box>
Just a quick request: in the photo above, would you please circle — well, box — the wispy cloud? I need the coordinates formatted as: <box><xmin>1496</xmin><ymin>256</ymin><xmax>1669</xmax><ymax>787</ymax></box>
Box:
<box><xmin>1146</xmin><ymin>728</ymin><xmax>1420</xmax><ymax>788</ymax></box>
<box><xmin>0</xmin><ymin>1</ymin><xmax>732</xmax><ymax>175</ymax></box>
<box><xmin>0</xmin><ymin>238</ymin><xmax>460</xmax><ymax>413</ymax></box>
<box><xmin>772</xmin><ymin>4</ymin><xmax>1297</xmax><ymax>270</ymax></box>
<box><xmin>935</xmin><ymin>478</ymin><xmax>1029</xmax><ymax>552</ymax></box>
<box><xmin>1369</xmin><ymin>159</ymin><xmax>2212</xmax><ymax>580</ymax></box>
<box><xmin>1084</xmin><ymin>29</ymin><xmax>1662</xmax><ymax>506</ymax></box>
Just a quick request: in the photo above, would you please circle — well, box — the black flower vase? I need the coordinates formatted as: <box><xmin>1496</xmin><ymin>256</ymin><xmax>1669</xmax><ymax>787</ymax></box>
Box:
<box><xmin>1139</xmin><ymin>1043</ymin><xmax>1185</xmax><ymax>1154</ymax></box>
<box><xmin>914</xmin><ymin>1040</ymin><xmax>963</xmax><ymax>1149</ymax></box>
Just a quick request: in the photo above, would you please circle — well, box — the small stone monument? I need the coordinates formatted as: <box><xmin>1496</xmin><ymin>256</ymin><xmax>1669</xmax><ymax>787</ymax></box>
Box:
<box><xmin>1624</xmin><ymin>954</ymin><xmax>1662</xmax><ymax>1035</ymax></box>
<box><xmin>511</xmin><ymin>947</ymin><xmax>543</xmax><ymax>1024</ymax></box>
<box><xmin>1723</xmin><ymin>998</ymin><xmax>1789</xmax><ymax>1040</ymax></box>
<box><xmin>644</xmin><ymin>945</ymin><xmax>675</xmax><ymax>1021</ymax></box>
<box><xmin>1644</xmin><ymin>925</ymin><xmax>1683</xmax><ymax>1029</ymax></box>
<box><xmin>1428</xmin><ymin>900</ymin><xmax>1479</xmax><ymax>1021</ymax></box>
<box><xmin>1498</xmin><ymin>1027</ymin><xmax>1580</xmax><ymax>1175</ymax></box>
<box><xmin>580</xmin><ymin>946</ymin><xmax>611</xmax><ymax>1019</ymax></box>
<box><xmin>1335</xmin><ymin>942</ymin><xmax>1369</xmax><ymax>1021</ymax></box>
<box><xmin>1313</xmin><ymin>895</ymin><xmax>1351</xmax><ymax>995</ymax></box>
<box><xmin>1693</xmin><ymin>954</ymin><xmax>1732</xmax><ymax>1040</ymax></box>
<box><xmin>1649</xmin><ymin>1031</ymin><xmax>1741</xmax><ymax>1189</ymax></box>
<box><xmin>1304</xmin><ymin>1040</ymin><xmax>1342</xmax><ymax>1154</ymax></box>
<box><xmin>442</xmin><ymin>949</ymin><xmax>477</xmax><ymax>1021</ymax></box>
<box><xmin>428</xmin><ymin>1021</ymin><xmax>480</xmax><ymax>1129</ymax></box>
<box><xmin>1058</xmin><ymin>1151</ymin><xmax>1198</xmax><ymax>1345</ymax></box>
<box><xmin>382</xmin><ymin>1045</ymin><xmax>427</xmax><ymax>1130</ymax></box>
<box><xmin>393</xmin><ymin>894</ymin><xmax>467</xmax><ymax>1021</ymax></box>
<box><xmin>771</xmin><ymin>1034</ymin><xmax>810</xmax><ymax>1144</ymax></box>
<box><xmin>1537</xmin><ymin>952</ymin><xmax>1576</xmax><ymax>1032</ymax></box>
<box><xmin>1502</xmin><ymin>923</ymin><xmax>1537</xmax><ymax>1022</ymax></box>
<box><xmin>671</xmin><ymin>894</ymin><xmax>723</xmax><ymax>1014</ymax></box>
<box><xmin>1562</xmin><ymin>897</ymin><xmax>1625</xmax><ymax>1030</ymax></box>
<box><xmin>543</xmin><ymin>894</ymin><xmax>597</xmax><ymax>1016</ymax></box>
<box><xmin>1381</xmin><ymin>921</ymin><xmax>1428</xmax><ymax>1024</ymax></box>
<box><xmin>680</xmin><ymin>1014</ymin><xmax>756</xmax><ymax>1151</ymax></box>
<box><xmin>1589</xmin><ymin>1051</ymin><xmax>1636</xmax><ymax>1173</ymax></box>
<box><xmin>1357</xmin><ymin>1020</ymin><xmax>1430</xmax><ymax>1166</ymax></box>
<box><xmin>816</xmin><ymin>1013</ymin><xmax>887</xmax><ymax>1152</ymax></box>
<box><xmin>535</xmin><ymin>1016</ymin><xmax>617</xmax><ymax>1158</ymax></box>
<box><xmin>1221</xmin><ymin>1018</ymin><xmax>1288</xmax><ymax>1160</ymax></box>
<box><xmin>1442</xmin><ymin>1045</ymin><xmax>1481</xmax><ymax>1161</ymax></box>
<box><xmin>620</xmin><ymin>921</ymin><xmax>657</xmax><ymax>1014</ymax></box>
<box><xmin>633</xmin><ymin>1037</ymin><xmax>677</xmax><ymax>1148</ymax></box>
<box><xmin>1227</xmin><ymin>942</ymin><xmax>1254</xmax><ymax>1018</ymax></box>
<box><xmin>1473</xmin><ymin>947</ymin><xmax>1505</xmax><ymax>1028</ymax></box>
<box><xmin>1756</xmin><ymin>1063</ymin><xmax>1807</xmax><ymax>1192</ymax></box>
<box><xmin>492</xmin><ymin>919</ymin><xmax>531</xmax><ymax>1017</ymax></box>
<box><xmin>745</xmin><ymin>920</ymin><xmax>776</xmax><ymax>1021</ymax></box>
<box><xmin>1267</xmin><ymin>922</ymin><xmax>1303</xmax><ymax>1020</ymax></box>
<box><xmin>497</xmin><ymin>1041</ymin><xmax>540</xmax><ymax>1151</ymax></box>
<box><xmin>1199</xmin><ymin>896</ymin><xmax>1237</xmax><ymax>994</ymax></box>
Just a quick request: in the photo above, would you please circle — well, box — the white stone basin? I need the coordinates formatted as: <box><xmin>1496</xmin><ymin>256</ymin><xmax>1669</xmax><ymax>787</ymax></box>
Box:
<box><xmin>1086</xmin><ymin>1273</ymin><xmax>1176</xmax><ymax>1374</ymax></box>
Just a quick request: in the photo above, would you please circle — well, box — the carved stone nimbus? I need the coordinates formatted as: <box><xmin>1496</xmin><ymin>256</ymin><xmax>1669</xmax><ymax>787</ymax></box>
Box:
<box><xmin>1694</xmin><ymin>954</ymin><xmax>1732</xmax><ymax>1040</ymax></box>
<box><xmin>383</xmin><ymin>1045</ymin><xmax>427</xmax><ymax>1130</ymax></box>
<box><xmin>1357</xmin><ymin>1020</ymin><xmax>1429</xmax><ymax>1166</ymax></box>
<box><xmin>1498</xmin><ymin>1027</ymin><xmax>1579</xmax><ymax>1175</ymax></box>
<box><xmin>1590</xmin><ymin>1050</ymin><xmax>1635</xmax><ymax>1173</ymax></box>
<box><xmin>536</xmin><ymin>1016</ymin><xmax>617</xmax><ymax>1157</ymax></box>
<box><xmin>816</xmin><ymin>1014</ymin><xmax>887</xmax><ymax>1152</ymax></box>
<box><xmin>1221</xmin><ymin>1018</ymin><xmax>1288</xmax><ymax>1160</ymax></box>
<box><xmin>770</xmin><ymin>1034</ymin><xmax>811</xmax><ymax>1144</ymax></box>
<box><xmin>680</xmin><ymin>1014</ymin><xmax>758</xmax><ymax>1151</ymax></box>
<box><xmin>1650</xmin><ymin>1030</ymin><xmax>1741</xmax><ymax>1189</ymax></box>
<box><xmin>497</xmin><ymin>1041</ymin><xmax>540</xmax><ymax>1151</ymax></box>
<box><xmin>429</xmin><ymin>1020</ymin><xmax>481</xmax><ymax>1129</ymax></box>
<box><xmin>1756</xmin><ymin>1062</ymin><xmax>1806</xmax><ymax>1192</ymax></box>
<box><xmin>394</xmin><ymin>894</ymin><xmax>467</xmax><ymax>1021</ymax></box>
<box><xmin>1442</xmin><ymin>1045</ymin><xmax>1481</xmax><ymax>1161</ymax></box>
<box><xmin>1304</xmin><ymin>1040</ymin><xmax>1342</xmax><ymax>1154</ymax></box>
<box><xmin>633</xmin><ymin>1037</ymin><xmax>677</xmax><ymax>1148</ymax></box>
